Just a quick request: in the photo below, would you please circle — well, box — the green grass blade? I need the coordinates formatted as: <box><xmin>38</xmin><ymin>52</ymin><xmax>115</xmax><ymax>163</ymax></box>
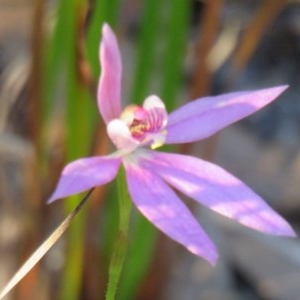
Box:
<box><xmin>86</xmin><ymin>0</ymin><xmax>121</xmax><ymax>78</ymax></box>
<box><xmin>50</xmin><ymin>1</ymin><xmax>95</xmax><ymax>299</ymax></box>
<box><xmin>118</xmin><ymin>1</ymin><xmax>166</xmax><ymax>298</ymax></box>
<box><xmin>130</xmin><ymin>0</ymin><xmax>163</xmax><ymax>104</ymax></box>
<box><xmin>160</xmin><ymin>0</ymin><xmax>190</xmax><ymax>110</ymax></box>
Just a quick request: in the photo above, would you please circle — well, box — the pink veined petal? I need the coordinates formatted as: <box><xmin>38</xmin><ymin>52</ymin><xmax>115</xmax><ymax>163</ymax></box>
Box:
<box><xmin>124</xmin><ymin>163</ymin><xmax>218</xmax><ymax>264</ymax></box>
<box><xmin>48</xmin><ymin>156</ymin><xmax>121</xmax><ymax>203</ymax></box>
<box><xmin>143</xmin><ymin>95</ymin><xmax>165</xmax><ymax>109</ymax></box>
<box><xmin>165</xmin><ymin>85</ymin><xmax>288</xmax><ymax>144</ymax></box>
<box><xmin>98</xmin><ymin>23</ymin><xmax>122</xmax><ymax>124</ymax></box>
<box><xmin>142</xmin><ymin>95</ymin><xmax>168</xmax><ymax>128</ymax></box>
<box><xmin>140</xmin><ymin>151</ymin><xmax>296</xmax><ymax>237</ymax></box>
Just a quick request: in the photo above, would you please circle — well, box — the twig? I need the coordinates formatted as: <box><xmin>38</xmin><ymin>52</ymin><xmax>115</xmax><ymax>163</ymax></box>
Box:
<box><xmin>0</xmin><ymin>189</ymin><xmax>94</xmax><ymax>300</ymax></box>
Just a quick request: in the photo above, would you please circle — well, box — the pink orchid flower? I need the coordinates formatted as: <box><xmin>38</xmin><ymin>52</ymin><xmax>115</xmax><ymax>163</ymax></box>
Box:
<box><xmin>49</xmin><ymin>24</ymin><xmax>295</xmax><ymax>265</ymax></box>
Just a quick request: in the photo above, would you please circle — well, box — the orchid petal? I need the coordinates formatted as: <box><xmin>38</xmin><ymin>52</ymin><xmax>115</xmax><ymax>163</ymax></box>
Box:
<box><xmin>143</xmin><ymin>95</ymin><xmax>168</xmax><ymax>128</ymax></box>
<box><xmin>143</xmin><ymin>95</ymin><xmax>166</xmax><ymax>110</ymax></box>
<box><xmin>141</xmin><ymin>151</ymin><xmax>295</xmax><ymax>237</ymax></box>
<box><xmin>48</xmin><ymin>156</ymin><xmax>121</xmax><ymax>203</ymax></box>
<box><xmin>98</xmin><ymin>23</ymin><xmax>122</xmax><ymax>124</ymax></box>
<box><xmin>124</xmin><ymin>163</ymin><xmax>218</xmax><ymax>264</ymax></box>
<box><xmin>165</xmin><ymin>85</ymin><xmax>288</xmax><ymax>144</ymax></box>
<box><xmin>107</xmin><ymin>119</ymin><xmax>139</xmax><ymax>151</ymax></box>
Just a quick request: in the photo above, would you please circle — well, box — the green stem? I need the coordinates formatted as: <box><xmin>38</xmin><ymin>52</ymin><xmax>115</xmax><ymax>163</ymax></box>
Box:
<box><xmin>106</xmin><ymin>167</ymin><xmax>132</xmax><ymax>300</ymax></box>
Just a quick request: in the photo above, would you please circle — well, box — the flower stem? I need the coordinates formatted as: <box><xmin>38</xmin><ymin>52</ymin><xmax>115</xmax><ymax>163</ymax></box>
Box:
<box><xmin>106</xmin><ymin>166</ymin><xmax>132</xmax><ymax>300</ymax></box>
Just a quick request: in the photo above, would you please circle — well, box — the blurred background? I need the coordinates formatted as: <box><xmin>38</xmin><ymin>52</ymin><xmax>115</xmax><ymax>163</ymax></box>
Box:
<box><xmin>1</xmin><ymin>0</ymin><xmax>300</xmax><ymax>299</ymax></box>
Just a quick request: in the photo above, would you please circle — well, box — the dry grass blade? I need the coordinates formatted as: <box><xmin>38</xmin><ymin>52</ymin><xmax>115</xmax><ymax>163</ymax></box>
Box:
<box><xmin>0</xmin><ymin>188</ymin><xmax>94</xmax><ymax>300</ymax></box>
<box><xmin>231</xmin><ymin>0</ymin><xmax>286</xmax><ymax>73</ymax></box>
<box><xmin>0</xmin><ymin>57</ymin><xmax>28</xmax><ymax>133</ymax></box>
<box><xmin>28</xmin><ymin>0</ymin><xmax>45</xmax><ymax>147</ymax></box>
<box><xmin>190</xmin><ymin>0</ymin><xmax>223</xmax><ymax>99</ymax></box>
<box><xmin>180</xmin><ymin>0</ymin><xmax>223</xmax><ymax>156</ymax></box>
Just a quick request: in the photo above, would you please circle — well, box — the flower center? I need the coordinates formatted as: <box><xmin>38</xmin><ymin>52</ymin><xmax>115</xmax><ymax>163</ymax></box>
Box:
<box><xmin>121</xmin><ymin>104</ymin><xmax>167</xmax><ymax>149</ymax></box>
<box><xmin>107</xmin><ymin>96</ymin><xmax>168</xmax><ymax>152</ymax></box>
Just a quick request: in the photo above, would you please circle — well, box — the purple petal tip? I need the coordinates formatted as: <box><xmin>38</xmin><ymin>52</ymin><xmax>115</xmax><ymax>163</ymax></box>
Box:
<box><xmin>102</xmin><ymin>22</ymin><xmax>112</xmax><ymax>35</ymax></box>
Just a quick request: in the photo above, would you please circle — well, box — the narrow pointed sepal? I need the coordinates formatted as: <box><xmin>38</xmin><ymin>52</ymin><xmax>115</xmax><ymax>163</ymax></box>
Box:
<box><xmin>98</xmin><ymin>23</ymin><xmax>122</xmax><ymax>123</ymax></box>
<box><xmin>166</xmin><ymin>85</ymin><xmax>288</xmax><ymax>144</ymax></box>
<box><xmin>124</xmin><ymin>163</ymin><xmax>218</xmax><ymax>264</ymax></box>
<box><xmin>140</xmin><ymin>151</ymin><xmax>296</xmax><ymax>237</ymax></box>
<box><xmin>48</xmin><ymin>156</ymin><xmax>121</xmax><ymax>203</ymax></box>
